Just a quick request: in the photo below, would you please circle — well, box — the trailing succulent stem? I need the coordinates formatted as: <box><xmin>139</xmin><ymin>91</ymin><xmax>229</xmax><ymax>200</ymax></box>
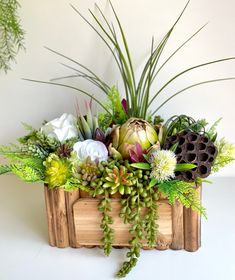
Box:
<box><xmin>144</xmin><ymin>189</ymin><xmax>159</xmax><ymax>247</ymax></box>
<box><xmin>117</xmin><ymin>182</ymin><xmax>159</xmax><ymax>277</ymax></box>
<box><xmin>117</xmin><ymin>194</ymin><xmax>143</xmax><ymax>278</ymax></box>
<box><xmin>98</xmin><ymin>191</ymin><xmax>114</xmax><ymax>256</ymax></box>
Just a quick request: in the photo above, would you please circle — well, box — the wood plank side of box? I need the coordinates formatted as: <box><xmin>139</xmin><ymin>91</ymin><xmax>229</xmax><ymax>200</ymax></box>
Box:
<box><xmin>44</xmin><ymin>185</ymin><xmax>201</xmax><ymax>251</ymax></box>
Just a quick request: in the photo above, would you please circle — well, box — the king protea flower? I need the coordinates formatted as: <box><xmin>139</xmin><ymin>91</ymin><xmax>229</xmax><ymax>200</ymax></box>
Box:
<box><xmin>111</xmin><ymin>118</ymin><xmax>158</xmax><ymax>159</ymax></box>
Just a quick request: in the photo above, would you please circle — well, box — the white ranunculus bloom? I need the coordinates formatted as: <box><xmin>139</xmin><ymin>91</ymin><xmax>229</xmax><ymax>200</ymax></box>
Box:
<box><xmin>73</xmin><ymin>139</ymin><xmax>108</xmax><ymax>162</ymax></box>
<box><xmin>41</xmin><ymin>113</ymin><xmax>78</xmax><ymax>142</ymax></box>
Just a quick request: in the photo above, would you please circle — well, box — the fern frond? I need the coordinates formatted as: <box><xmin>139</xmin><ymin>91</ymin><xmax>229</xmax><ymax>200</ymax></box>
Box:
<box><xmin>158</xmin><ymin>180</ymin><xmax>207</xmax><ymax>218</ymax></box>
<box><xmin>63</xmin><ymin>177</ymin><xmax>91</xmax><ymax>192</ymax></box>
<box><xmin>11</xmin><ymin>164</ymin><xmax>44</xmax><ymax>182</ymax></box>
<box><xmin>0</xmin><ymin>165</ymin><xmax>12</xmax><ymax>175</ymax></box>
<box><xmin>212</xmin><ymin>138</ymin><xmax>235</xmax><ymax>172</ymax></box>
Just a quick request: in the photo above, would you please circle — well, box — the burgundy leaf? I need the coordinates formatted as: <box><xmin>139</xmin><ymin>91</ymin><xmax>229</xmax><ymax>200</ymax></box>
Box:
<box><xmin>95</xmin><ymin>128</ymin><xmax>106</xmax><ymax>143</ymax></box>
<box><xmin>121</xmin><ymin>98</ymin><xmax>128</xmax><ymax>115</ymax></box>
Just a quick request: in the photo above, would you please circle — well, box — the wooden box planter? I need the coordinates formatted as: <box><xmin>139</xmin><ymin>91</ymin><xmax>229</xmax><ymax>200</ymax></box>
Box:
<box><xmin>44</xmin><ymin>185</ymin><xmax>201</xmax><ymax>252</ymax></box>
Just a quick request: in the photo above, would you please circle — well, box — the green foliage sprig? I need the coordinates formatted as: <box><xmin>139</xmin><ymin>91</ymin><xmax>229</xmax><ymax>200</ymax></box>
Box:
<box><xmin>212</xmin><ymin>138</ymin><xmax>235</xmax><ymax>172</ymax></box>
<box><xmin>0</xmin><ymin>164</ymin><xmax>12</xmax><ymax>175</ymax></box>
<box><xmin>11</xmin><ymin>163</ymin><xmax>44</xmax><ymax>182</ymax></box>
<box><xmin>0</xmin><ymin>142</ymin><xmax>45</xmax><ymax>182</ymax></box>
<box><xmin>18</xmin><ymin>125</ymin><xmax>60</xmax><ymax>152</ymax></box>
<box><xmin>162</xmin><ymin>115</ymin><xmax>222</xmax><ymax>144</ymax></box>
<box><xmin>98</xmin><ymin>86</ymin><xmax>127</xmax><ymax>130</ymax></box>
<box><xmin>0</xmin><ymin>0</ymin><xmax>25</xmax><ymax>73</ymax></box>
<box><xmin>158</xmin><ymin>180</ymin><xmax>207</xmax><ymax>218</ymax></box>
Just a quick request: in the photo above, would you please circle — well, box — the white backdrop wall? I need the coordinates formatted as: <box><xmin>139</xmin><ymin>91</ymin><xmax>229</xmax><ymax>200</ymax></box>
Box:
<box><xmin>0</xmin><ymin>0</ymin><xmax>235</xmax><ymax>176</ymax></box>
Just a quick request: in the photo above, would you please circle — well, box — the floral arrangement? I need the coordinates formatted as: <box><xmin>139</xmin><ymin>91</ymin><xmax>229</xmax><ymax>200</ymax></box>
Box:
<box><xmin>1</xmin><ymin>1</ymin><xmax>235</xmax><ymax>278</ymax></box>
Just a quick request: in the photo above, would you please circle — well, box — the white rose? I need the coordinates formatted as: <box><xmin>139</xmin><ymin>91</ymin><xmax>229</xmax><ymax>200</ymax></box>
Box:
<box><xmin>41</xmin><ymin>113</ymin><xmax>78</xmax><ymax>142</ymax></box>
<box><xmin>73</xmin><ymin>139</ymin><xmax>108</xmax><ymax>162</ymax></box>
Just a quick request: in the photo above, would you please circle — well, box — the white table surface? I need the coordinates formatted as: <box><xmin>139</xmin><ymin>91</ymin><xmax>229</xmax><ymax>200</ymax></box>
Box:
<box><xmin>0</xmin><ymin>176</ymin><xmax>234</xmax><ymax>280</ymax></box>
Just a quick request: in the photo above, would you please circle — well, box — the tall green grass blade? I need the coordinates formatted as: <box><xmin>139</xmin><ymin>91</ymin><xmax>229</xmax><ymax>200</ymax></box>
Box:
<box><xmin>59</xmin><ymin>63</ymin><xmax>111</xmax><ymax>93</ymax></box>
<box><xmin>152</xmin><ymin>77</ymin><xmax>235</xmax><ymax>114</ymax></box>
<box><xmin>154</xmin><ymin>23</ymin><xmax>208</xmax><ymax>79</ymax></box>
<box><xmin>87</xmin><ymin>7</ymin><xmax>134</xmax><ymax>112</ymax></box>
<box><xmin>50</xmin><ymin>73</ymin><xmax>109</xmax><ymax>94</ymax></box>
<box><xmin>45</xmin><ymin>46</ymin><xmax>110</xmax><ymax>93</ymax></box>
<box><xmin>149</xmin><ymin>57</ymin><xmax>235</xmax><ymax>107</ymax></box>
<box><xmin>22</xmin><ymin>78</ymin><xmax>111</xmax><ymax>114</ymax></box>
<box><xmin>137</xmin><ymin>0</ymin><xmax>191</xmax><ymax>118</ymax></box>
<box><xmin>70</xmin><ymin>4</ymin><xmax>124</xmax><ymax>81</ymax></box>
<box><xmin>108</xmin><ymin>0</ymin><xmax>137</xmax><ymax>94</ymax></box>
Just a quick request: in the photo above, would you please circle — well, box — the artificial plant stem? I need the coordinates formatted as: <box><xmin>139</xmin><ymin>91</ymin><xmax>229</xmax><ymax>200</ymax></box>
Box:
<box><xmin>22</xmin><ymin>79</ymin><xmax>111</xmax><ymax>114</ymax></box>
<box><xmin>95</xmin><ymin>2</ymin><xmax>137</xmax><ymax>104</ymax></box>
<box><xmin>50</xmin><ymin>73</ymin><xmax>109</xmax><ymax>94</ymax></box>
<box><xmin>137</xmin><ymin>0</ymin><xmax>190</xmax><ymax>117</ymax></box>
<box><xmin>70</xmin><ymin>4</ymin><xmax>125</xmax><ymax>86</ymax></box>
<box><xmin>153</xmin><ymin>23</ymin><xmax>208</xmax><ymax>81</ymax></box>
<box><xmin>108</xmin><ymin>0</ymin><xmax>137</xmax><ymax>99</ymax></box>
<box><xmin>88</xmin><ymin>8</ymin><xmax>134</xmax><ymax>112</ymax></box>
<box><xmin>138</xmin><ymin>32</ymin><xmax>170</xmax><ymax>117</ymax></box>
<box><xmin>93</xmin><ymin>4</ymin><xmax>132</xmax><ymax>111</ymax></box>
<box><xmin>59</xmin><ymin>63</ymin><xmax>111</xmax><ymax>93</ymax></box>
<box><xmin>136</xmin><ymin>33</ymin><xmax>171</xmax><ymax>112</ymax></box>
<box><xmin>111</xmin><ymin>26</ymin><xmax>133</xmax><ymax>113</ymax></box>
<box><xmin>44</xmin><ymin>47</ymin><xmax>109</xmax><ymax>92</ymax></box>
<box><xmin>141</xmin><ymin>39</ymin><xmax>154</xmax><ymax>119</ymax></box>
<box><xmin>152</xmin><ymin>77</ymin><xmax>235</xmax><ymax>115</ymax></box>
<box><xmin>148</xmin><ymin>57</ymin><xmax>235</xmax><ymax>107</ymax></box>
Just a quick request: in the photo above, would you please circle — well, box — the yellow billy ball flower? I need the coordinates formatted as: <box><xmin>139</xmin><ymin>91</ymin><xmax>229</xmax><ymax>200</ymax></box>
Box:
<box><xmin>150</xmin><ymin>150</ymin><xmax>176</xmax><ymax>182</ymax></box>
<box><xmin>44</xmin><ymin>154</ymin><xmax>71</xmax><ymax>188</ymax></box>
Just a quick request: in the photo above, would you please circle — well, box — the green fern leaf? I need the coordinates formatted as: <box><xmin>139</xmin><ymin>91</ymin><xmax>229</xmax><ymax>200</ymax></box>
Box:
<box><xmin>158</xmin><ymin>180</ymin><xmax>207</xmax><ymax>218</ymax></box>
<box><xmin>0</xmin><ymin>165</ymin><xmax>12</xmax><ymax>175</ymax></box>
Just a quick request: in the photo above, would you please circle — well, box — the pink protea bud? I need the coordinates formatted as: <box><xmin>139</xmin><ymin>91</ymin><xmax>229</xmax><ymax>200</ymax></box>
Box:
<box><xmin>129</xmin><ymin>143</ymin><xmax>147</xmax><ymax>163</ymax></box>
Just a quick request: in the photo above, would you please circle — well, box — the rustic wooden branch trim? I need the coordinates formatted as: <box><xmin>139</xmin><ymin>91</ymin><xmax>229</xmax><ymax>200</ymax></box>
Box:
<box><xmin>184</xmin><ymin>185</ymin><xmax>201</xmax><ymax>252</ymax></box>
<box><xmin>65</xmin><ymin>190</ymin><xmax>80</xmax><ymax>248</ymax></box>
<box><xmin>44</xmin><ymin>185</ymin><xmax>202</xmax><ymax>251</ymax></box>
<box><xmin>170</xmin><ymin>201</ymin><xmax>184</xmax><ymax>250</ymax></box>
<box><xmin>55</xmin><ymin>189</ymin><xmax>70</xmax><ymax>248</ymax></box>
<box><xmin>44</xmin><ymin>185</ymin><xmax>56</xmax><ymax>246</ymax></box>
<box><xmin>156</xmin><ymin>233</ymin><xmax>171</xmax><ymax>250</ymax></box>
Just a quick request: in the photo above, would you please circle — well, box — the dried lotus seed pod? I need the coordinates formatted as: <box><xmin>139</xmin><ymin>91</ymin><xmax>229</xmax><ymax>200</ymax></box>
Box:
<box><xmin>163</xmin><ymin>131</ymin><xmax>217</xmax><ymax>182</ymax></box>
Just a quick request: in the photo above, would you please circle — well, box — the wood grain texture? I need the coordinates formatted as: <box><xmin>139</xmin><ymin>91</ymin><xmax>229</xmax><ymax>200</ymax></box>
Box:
<box><xmin>73</xmin><ymin>199</ymin><xmax>172</xmax><ymax>247</ymax></box>
<box><xmin>184</xmin><ymin>185</ymin><xmax>201</xmax><ymax>252</ymax></box>
<box><xmin>44</xmin><ymin>186</ymin><xmax>56</xmax><ymax>247</ymax></box>
<box><xmin>65</xmin><ymin>190</ymin><xmax>80</xmax><ymax>247</ymax></box>
<box><xmin>170</xmin><ymin>201</ymin><xmax>184</xmax><ymax>250</ymax></box>
<box><xmin>52</xmin><ymin>188</ymin><xmax>69</xmax><ymax>248</ymax></box>
<box><xmin>80</xmin><ymin>190</ymin><xmax>92</xmax><ymax>198</ymax></box>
